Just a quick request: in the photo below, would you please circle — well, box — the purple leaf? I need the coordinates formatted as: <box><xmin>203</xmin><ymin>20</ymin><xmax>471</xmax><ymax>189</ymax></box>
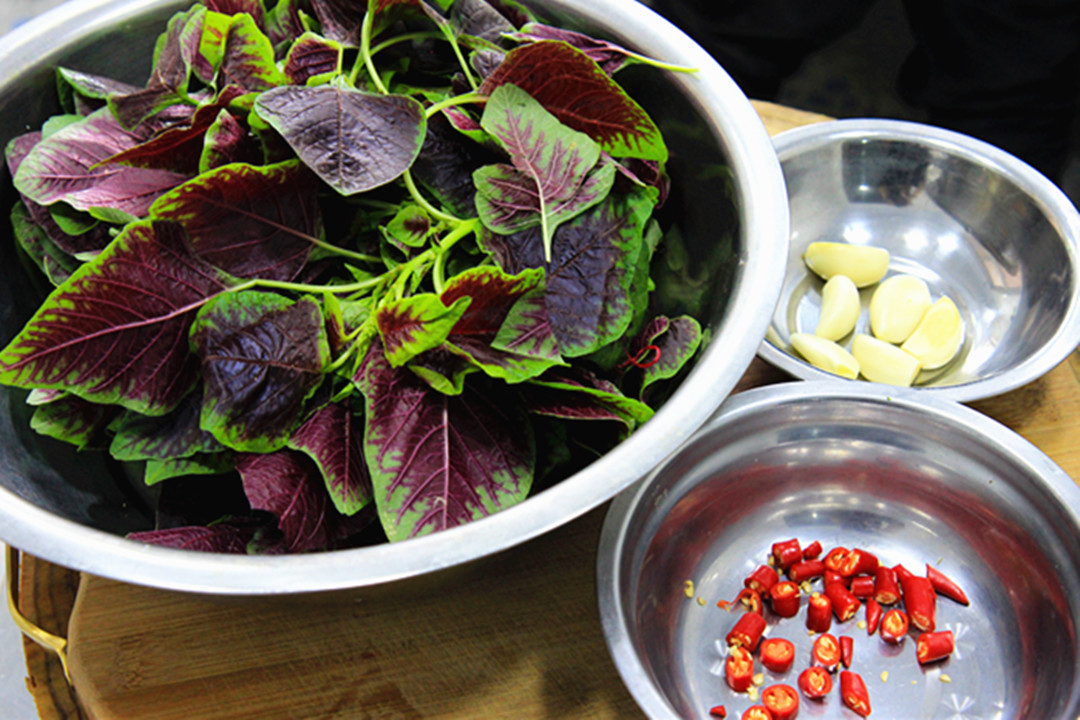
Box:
<box><xmin>476</xmin><ymin>84</ymin><xmax>614</xmax><ymax>260</ymax></box>
<box><xmin>204</xmin><ymin>0</ymin><xmax>266</xmax><ymax>29</ymax></box>
<box><xmin>199</xmin><ymin>108</ymin><xmax>262</xmax><ymax>173</ymax></box>
<box><xmin>632</xmin><ymin>314</ymin><xmax>703</xmax><ymax>396</ymax></box>
<box><xmin>309</xmin><ymin>0</ymin><xmax>366</xmax><ymax>46</ymax></box>
<box><xmin>520</xmin><ymin>366</ymin><xmax>653</xmax><ymax>429</ymax></box>
<box><xmin>109</xmin><ymin>389</ymin><xmax>222</xmax><ymax>461</ymax></box>
<box><xmin>481</xmin><ymin>188</ymin><xmax>655</xmax><ymax>357</ymax></box>
<box><xmin>192</xmin><ymin>292</ymin><xmax>330</xmax><ymax>453</ymax></box>
<box><xmin>0</xmin><ymin>221</ymin><xmax>232</xmax><ymax>415</ymax></box>
<box><xmin>56</xmin><ymin>68</ymin><xmax>141</xmax><ymax>116</ymax></box>
<box><xmin>149</xmin><ymin>160</ymin><xmax>322</xmax><ymax>281</ymax></box>
<box><xmin>480</xmin><ymin>41</ymin><xmax>667</xmax><ymax>161</ymax></box>
<box><xmin>356</xmin><ymin>343</ymin><xmax>534</xmax><ymax>541</ymax></box>
<box><xmin>267</xmin><ymin>0</ymin><xmax>307</xmax><ymax>49</ymax></box>
<box><xmin>283</xmin><ymin>33</ymin><xmax>343</xmax><ymax>85</ymax></box>
<box><xmin>237</xmin><ymin>450</ymin><xmax>354</xmax><ymax>552</ymax></box>
<box><xmin>128</xmin><ymin>522</ymin><xmax>255</xmax><ymax>553</ymax></box>
<box><xmin>254</xmin><ymin>83</ymin><xmax>427</xmax><ymax>196</ymax></box>
<box><xmin>411</xmin><ymin>113</ymin><xmax>498</xmax><ymax>218</ymax></box>
<box><xmin>451</xmin><ymin>0</ymin><xmax>515</xmax><ymax>42</ymax></box>
<box><xmin>218</xmin><ymin>13</ymin><xmax>288</xmax><ymax>92</ymax></box>
<box><xmin>12</xmin><ymin>108</ymin><xmax>190</xmax><ymax>217</ymax></box>
<box><xmin>507</xmin><ymin>22</ymin><xmax>654</xmax><ymax>74</ymax></box>
<box><xmin>288</xmin><ymin>401</ymin><xmax>374</xmax><ymax>515</ymax></box>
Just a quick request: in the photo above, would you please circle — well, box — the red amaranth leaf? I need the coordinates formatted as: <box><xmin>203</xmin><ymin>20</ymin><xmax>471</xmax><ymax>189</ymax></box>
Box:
<box><xmin>288</xmin><ymin>401</ymin><xmax>373</xmax><ymax>515</ymax></box>
<box><xmin>356</xmin><ymin>343</ymin><xmax>534</xmax><ymax>541</ymax></box>
<box><xmin>149</xmin><ymin>160</ymin><xmax>322</xmax><ymax>281</ymax></box>
<box><xmin>283</xmin><ymin>33</ymin><xmax>343</xmax><ymax>85</ymax></box>
<box><xmin>128</xmin><ymin>522</ymin><xmax>255</xmax><ymax>553</ymax></box>
<box><xmin>507</xmin><ymin>22</ymin><xmax>647</xmax><ymax>74</ymax></box>
<box><xmin>218</xmin><ymin>13</ymin><xmax>288</xmax><ymax>92</ymax></box>
<box><xmin>480</xmin><ymin>41</ymin><xmax>666</xmax><ymax>161</ymax></box>
<box><xmin>0</xmin><ymin>221</ymin><xmax>232</xmax><ymax>415</ymax></box>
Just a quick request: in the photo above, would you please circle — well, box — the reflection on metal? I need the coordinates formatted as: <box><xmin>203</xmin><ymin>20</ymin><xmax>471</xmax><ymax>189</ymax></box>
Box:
<box><xmin>4</xmin><ymin>545</ymin><xmax>70</xmax><ymax>684</ymax></box>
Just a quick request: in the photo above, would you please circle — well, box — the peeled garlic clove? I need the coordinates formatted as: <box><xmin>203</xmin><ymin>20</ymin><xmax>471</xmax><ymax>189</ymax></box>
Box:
<box><xmin>815</xmin><ymin>274</ymin><xmax>860</xmax><ymax>341</ymax></box>
<box><xmin>790</xmin><ymin>333</ymin><xmax>860</xmax><ymax>379</ymax></box>
<box><xmin>869</xmin><ymin>274</ymin><xmax>932</xmax><ymax>344</ymax></box>
<box><xmin>901</xmin><ymin>296</ymin><xmax>964</xmax><ymax>369</ymax></box>
<box><xmin>852</xmin><ymin>333</ymin><xmax>922</xmax><ymax>386</ymax></box>
<box><xmin>803</xmin><ymin>242</ymin><xmax>890</xmax><ymax>288</ymax></box>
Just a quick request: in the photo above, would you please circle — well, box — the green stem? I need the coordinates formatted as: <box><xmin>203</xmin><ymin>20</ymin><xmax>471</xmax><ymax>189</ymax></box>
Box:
<box><xmin>370</xmin><ymin>31</ymin><xmax>442</xmax><ymax>57</ymax></box>
<box><xmin>242</xmin><ymin>274</ymin><xmax>386</xmax><ymax>296</ymax></box>
<box><xmin>403</xmin><ymin>170</ymin><xmax>462</xmax><ymax>225</ymax></box>
<box><xmin>309</xmin><ymin>238</ymin><xmax>381</xmax><ymax>264</ymax></box>
<box><xmin>424</xmin><ymin>92</ymin><xmax>488</xmax><ymax>119</ymax></box>
<box><xmin>359</xmin><ymin>9</ymin><xmax>389</xmax><ymax>94</ymax></box>
<box><xmin>436</xmin><ymin>23</ymin><xmax>477</xmax><ymax>90</ymax></box>
<box><xmin>623</xmin><ymin>52</ymin><xmax>698</xmax><ymax>74</ymax></box>
<box><xmin>431</xmin><ymin>218</ymin><xmax>478</xmax><ymax>293</ymax></box>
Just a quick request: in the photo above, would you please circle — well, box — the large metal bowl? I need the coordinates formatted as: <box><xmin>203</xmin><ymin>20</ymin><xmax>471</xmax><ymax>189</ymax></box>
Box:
<box><xmin>0</xmin><ymin>0</ymin><xmax>788</xmax><ymax>593</ymax></box>
<box><xmin>758</xmin><ymin>119</ymin><xmax>1080</xmax><ymax>402</ymax></box>
<box><xmin>598</xmin><ymin>381</ymin><xmax>1080</xmax><ymax>719</ymax></box>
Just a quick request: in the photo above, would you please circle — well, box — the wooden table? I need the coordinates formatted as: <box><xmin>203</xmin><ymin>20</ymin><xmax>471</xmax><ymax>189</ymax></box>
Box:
<box><xmin>14</xmin><ymin>103</ymin><xmax>1080</xmax><ymax>720</ymax></box>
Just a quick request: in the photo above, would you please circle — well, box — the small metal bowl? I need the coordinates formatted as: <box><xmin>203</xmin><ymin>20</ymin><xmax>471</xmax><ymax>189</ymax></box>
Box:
<box><xmin>758</xmin><ymin>119</ymin><xmax>1080</xmax><ymax>402</ymax></box>
<box><xmin>598</xmin><ymin>381</ymin><xmax>1080</xmax><ymax>719</ymax></box>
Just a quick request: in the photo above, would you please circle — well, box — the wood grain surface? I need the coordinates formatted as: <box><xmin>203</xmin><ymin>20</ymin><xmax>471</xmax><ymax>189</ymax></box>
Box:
<box><xmin>15</xmin><ymin>102</ymin><xmax>1080</xmax><ymax>720</ymax></box>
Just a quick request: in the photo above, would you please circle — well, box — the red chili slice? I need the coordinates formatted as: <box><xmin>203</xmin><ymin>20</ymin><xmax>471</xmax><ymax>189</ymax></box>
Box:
<box><xmin>812</xmin><ymin>633</ymin><xmax>842</xmax><ymax>672</ymax></box>
<box><xmin>824</xmin><ymin>581</ymin><xmax>860</xmax><ymax>621</ymax></box>
<box><xmin>839</xmin><ymin>548</ymin><xmax>879</xmax><ymax>577</ymax></box>
<box><xmin>769</xmin><ymin>581</ymin><xmax>801</xmax><ymax>618</ymax></box>
<box><xmin>741</xmin><ymin>705</ymin><xmax>774</xmax><ymax>720</ymax></box>
<box><xmin>898</xmin><ymin>572</ymin><xmax>937</xmax><ymax>632</ymax></box>
<box><xmin>725</xmin><ymin>645</ymin><xmax>754</xmax><ymax>692</ymax></box>
<box><xmin>761</xmin><ymin>684</ymin><xmax>800</xmax><ymax>720</ymax></box>
<box><xmin>806</xmin><ymin>591</ymin><xmax>832</xmax><ymax>633</ymax></box>
<box><xmin>926</xmin><ymin>564</ymin><xmax>971</xmax><ymax>606</ymax></box>
<box><xmin>771</xmin><ymin>538</ymin><xmax>803</xmax><ymax>570</ymax></box>
<box><xmin>746</xmin><ymin>564</ymin><xmax>780</xmax><ymax>595</ymax></box>
<box><xmin>849</xmin><ymin>576</ymin><xmax>875</xmax><ymax>598</ymax></box>
<box><xmin>726</xmin><ymin>611</ymin><xmax>767</xmax><ymax>651</ymax></box>
<box><xmin>798</xmin><ymin>666</ymin><xmax>834</xmax><ymax>699</ymax></box>
<box><xmin>788</xmin><ymin>559</ymin><xmax>826</xmax><ymax>583</ymax></box>
<box><xmin>879</xmin><ymin>608</ymin><xmax>909</xmax><ymax>643</ymax></box>
<box><xmin>840</xmin><ymin>670</ymin><xmax>872</xmax><ymax>717</ymax></box>
<box><xmin>840</xmin><ymin>635</ymin><xmax>854</xmax><ymax>668</ymax></box>
<box><xmin>916</xmin><ymin>629</ymin><xmax>955</xmax><ymax>664</ymax></box>
<box><xmin>737</xmin><ymin>587</ymin><xmax>764</xmax><ymax>615</ymax></box>
<box><xmin>760</xmin><ymin>638</ymin><xmax>796</xmax><ymax>674</ymax></box>
<box><xmin>824</xmin><ymin>569</ymin><xmax>846</xmax><ymax>587</ymax></box>
<box><xmin>803</xmin><ymin>540</ymin><xmax>823</xmax><ymax>560</ymax></box>
<box><xmin>709</xmin><ymin>705</ymin><xmax>728</xmax><ymax>718</ymax></box>
<box><xmin>824</xmin><ymin>547</ymin><xmax>850</xmax><ymax>573</ymax></box>
<box><xmin>872</xmin><ymin>565</ymin><xmax>900</xmax><ymax>605</ymax></box>
<box><xmin>865</xmin><ymin>598</ymin><xmax>883</xmax><ymax>635</ymax></box>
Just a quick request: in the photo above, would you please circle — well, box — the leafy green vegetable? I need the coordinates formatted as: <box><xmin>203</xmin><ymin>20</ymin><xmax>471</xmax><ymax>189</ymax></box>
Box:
<box><xmin>0</xmin><ymin>0</ymin><xmax>705</xmax><ymax>554</ymax></box>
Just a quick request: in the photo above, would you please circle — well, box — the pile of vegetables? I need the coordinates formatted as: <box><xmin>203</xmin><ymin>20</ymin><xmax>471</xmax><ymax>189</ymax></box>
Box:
<box><xmin>0</xmin><ymin>0</ymin><xmax>706</xmax><ymax>553</ymax></box>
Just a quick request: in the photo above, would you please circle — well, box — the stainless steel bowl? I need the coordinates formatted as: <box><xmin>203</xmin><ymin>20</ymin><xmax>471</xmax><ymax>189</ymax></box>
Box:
<box><xmin>598</xmin><ymin>381</ymin><xmax>1080</xmax><ymax>719</ymax></box>
<box><xmin>0</xmin><ymin>0</ymin><xmax>788</xmax><ymax>593</ymax></box>
<box><xmin>758</xmin><ymin>119</ymin><xmax>1080</xmax><ymax>402</ymax></box>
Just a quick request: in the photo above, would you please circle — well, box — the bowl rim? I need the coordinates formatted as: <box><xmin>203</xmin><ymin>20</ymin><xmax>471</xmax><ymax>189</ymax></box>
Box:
<box><xmin>756</xmin><ymin>117</ymin><xmax>1080</xmax><ymax>403</ymax></box>
<box><xmin>0</xmin><ymin>0</ymin><xmax>790</xmax><ymax>593</ymax></box>
<box><xmin>596</xmin><ymin>379</ymin><xmax>1080</xmax><ymax>719</ymax></box>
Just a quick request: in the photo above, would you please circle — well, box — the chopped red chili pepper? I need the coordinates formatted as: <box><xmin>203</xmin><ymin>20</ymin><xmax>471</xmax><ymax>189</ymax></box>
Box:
<box><xmin>849</xmin><ymin>576</ymin><xmax>875</xmax><ymax>598</ymax></box>
<box><xmin>803</xmin><ymin>540</ymin><xmax>823</xmax><ymax>560</ymax></box>
<box><xmin>840</xmin><ymin>670</ymin><xmax>872</xmax><ymax>717</ymax></box>
<box><xmin>840</xmin><ymin>635</ymin><xmax>854</xmax><ymax>668</ymax></box>
<box><xmin>926</xmin><ymin>564</ymin><xmax>970</xmax><ymax>606</ymax></box>
<box><xmin>771</xmin><ymin>538</ymin><xmax>803</xmax><ymax>570</ymax></box>
<box><xmin>745</xmin><ymin>564</ymin><xmax>780</xmax><ymax>595</ymax></box>
<box><xmin>865</xmin><ymin>598</ymin><xmax>883</xmax><ymax>635</ymax></box>
<box><xmin>872</xmin><ymin>565</ymin><xmax>900</xmax><ymax>605</ymax></box>
<box><xmin>760</xmin><ymin>638</ymin><xmax>796</xmax><ymax>674</ymax></box>
<box><xmin>824</xmin><ymin>581</ymin><xmax>861</xmax><ymax>622</ymax></box>
<box><xmin>769</xmin><ymin>580</ymin><xmax>801</xmax><ymax>618</ymax></box>
<box><xmin>824</xmin><ymin>547</ymin><xmax>850</xmax><ymax>573</ymax></box>
<box><xmin>736</xmin><ymin>587</ymin><xmax>764</xmax><ymax>615</ymax></box>
<box><xmin>916</xmin><ymin>629</ymin><xmax>956</xmax><ymax>664</ymax></box>
<box><xmin>812</xmin><ymin>633</ymin><xmax>842</xmax><ymax>672</ymax></box>
<box><xmin>726</xmin><ymin>611</ymin><xmax>767</xmax><ymax>651</ymax></box>
<box><xmin>839</xmin><ymin>548</ymin><xmax>879</xmax><ymax>577</ymax></box>
<box><xmin>709</xmin><ymin>705</ymin><xmax>728</xmax><ymax>718</ymax></box>
<box><xmin>806</xmin><ymin>591</ymin><xmax>832</xmax><ymax>633</ymax></box>
<box><xmin>761</xmin><ymin>684</ymin><xmax>800</xmax><ymax>720</ymax></box>
<box><xmin>741</xmin><ymin>705</ymin><xmax>774</xmax><ymax>720</ymax></box>
<box><xmin>798</xmin><ymin>666</ymin><xmax>833</xmax><ymax>699</ymax></box>
<box><xmin>824</xmin><ymin>569</ymin><xmax>846</xmax><ymax>587</ymax></box>
<box><xmin>788</xmin><ymin>559</ymin><xmax>826</xmax><ymax>583</ymax></box>
<box><xmin>725</xmin><ymin>645</ymin><xmax>755</xmax><ymax>692</ymax></box>
<box><xmin>892</xmin><ymin>563</ymin><xmax>915</xmax><ymax>582</ymax></box>
<box><xmin>879</xmin><ymin>608</ymin><xmax>909</xmax><ymax>643</ymax></box>
<box><xmin>898</xmin><ymin>573</ymin><xmax>937</xmax><ymax>631</ymax></box>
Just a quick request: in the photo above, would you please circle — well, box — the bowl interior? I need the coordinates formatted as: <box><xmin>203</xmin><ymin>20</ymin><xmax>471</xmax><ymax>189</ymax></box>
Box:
<box><xmin>761</xmin><ymin>121</ymin><xmax>1080</xmax><ymax>399</ymax></box>
<box><xmin>0</xmin><ymin>0</ymin><xmax>786</xmax><ymax>591</ymax></box>
<box><xmin>603</xmin><ymin>384</ymin><xmax>1080</xmax><ymax>719</ymax></box>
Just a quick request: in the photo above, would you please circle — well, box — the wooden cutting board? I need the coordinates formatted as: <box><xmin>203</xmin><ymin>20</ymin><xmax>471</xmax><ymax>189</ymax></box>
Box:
<box><xmin>17</xmin><ymin>102</ymin><xmax>1080</xmax><ymax>720</ymax></box>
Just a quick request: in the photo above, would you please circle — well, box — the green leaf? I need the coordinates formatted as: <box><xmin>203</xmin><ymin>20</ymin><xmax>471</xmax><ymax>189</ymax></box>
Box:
<box><xmin>376</xmin><ymin>293</ymin><xmax>472</xmax><ymax>367</ymax></box>
<box><xmin>218</xmin><ymin>13</ymin><xmax>288</xmax><ymax>92</ymax></box>
<box><xmin>30</xmin><ymin>395</ymin><xmax>117</xmax><ymax>449</ymax></box>
<box><xmin>145</xmin><ymin>453</ymin><xmax>236</xmax><ymax>486</ymax></box>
